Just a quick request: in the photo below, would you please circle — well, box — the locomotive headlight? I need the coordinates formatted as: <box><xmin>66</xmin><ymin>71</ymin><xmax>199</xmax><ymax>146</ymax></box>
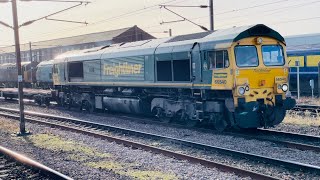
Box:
<box><xmin>238</xmin><ymin>87</ymin><xmax>246</xmax><ymax>95</ymax></box>
<box><xmin>281</xmin><ymin>84</ymin><xmax>288</xmax><ymax>92</ymax></box>
<box><xmin>256</xmin><ymin>37</ymin><xmax>263</xmax><ymax>45</ymax></box>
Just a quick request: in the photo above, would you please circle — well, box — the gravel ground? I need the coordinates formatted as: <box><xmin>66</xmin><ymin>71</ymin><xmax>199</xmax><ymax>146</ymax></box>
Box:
<box><xmin>272</xmin><ymin>123</ymin><xmax>320</xmax><ymax>136</ymax></box>
<box><xmin>115</xmin><ymin>131</ymin><xmax>317</xmax><ymax>179</ymax></box>
<box><xmin>1</xmin><ymin>102</ymin><xmax>320</xmax><ymax>179</ymax></box>
<box><xmin>0</xmin><ymin>116</ymin><xmax>245</xmax><ymax>180</ymax></box>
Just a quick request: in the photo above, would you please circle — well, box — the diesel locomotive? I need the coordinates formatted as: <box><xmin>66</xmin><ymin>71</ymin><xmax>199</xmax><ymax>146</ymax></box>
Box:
<box><xmin>0</xmin><ymin>61</ymin><xmax>37</xmax><ymax>88</ymax></box>
<box><xmin>36</xmin><ymin>24</ymin><xmax>295</xmax><ymax>130</ymax></box>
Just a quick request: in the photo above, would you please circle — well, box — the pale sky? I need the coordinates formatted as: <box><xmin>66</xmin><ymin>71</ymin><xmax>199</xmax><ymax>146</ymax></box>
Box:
<box><xmin>0</xmin><ymin>0</ymin><xmax>319</xmax><ymax>47</ymax></box>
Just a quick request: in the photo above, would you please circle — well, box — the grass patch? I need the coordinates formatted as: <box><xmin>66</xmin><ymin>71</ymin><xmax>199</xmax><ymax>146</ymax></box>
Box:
<box><xmin>121</xmin><ymin>170</ymin><xmax>177</xmax><ymax>180</ymax></box>
<box><xmin>296</xmin><ymin>97</ymin><xmax>320</xmax><ymax>105</ymax></box>
<box><xmin>85</xmin><ymin>161</ymin><xmax>124</xmax><ymax>170</ymax></box>
<box><xmin>86</xmin><ymin>160</ymin><xmax>177</xmax><ymax>180</ymax></box>
<box><xmin>68</xmin><ymin>154</ymin><xmax>92</xmax><ymax>162</ymax></box>
<box><xmin>0</xmin><ymin>118</ymin><xmax>19</xmax><ymax>133</ymax></box>
<box><xmin>284</xmin><ymin>111</ymin><xmax>320</xmax><ymax>126</ymax></box>
<box><xmin>29</xmin><ymin>134</ymin><xmax>177</xmax><ymax>179</ymax></box>
<box><xmin>29</xmin><ymin>134</ymin><xmax>111</xmax><ymax>160</ymax></box>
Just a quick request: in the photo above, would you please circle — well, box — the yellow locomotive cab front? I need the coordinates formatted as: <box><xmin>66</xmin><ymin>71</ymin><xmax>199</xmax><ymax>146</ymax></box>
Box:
<box><xmin>229</xmin><ymin>36</ymin><xmax>296</xmax><ymax>128</ymax></box>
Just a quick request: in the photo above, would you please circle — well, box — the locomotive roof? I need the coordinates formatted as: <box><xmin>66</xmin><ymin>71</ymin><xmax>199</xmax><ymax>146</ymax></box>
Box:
<box><xmin>285</xmin><ymin>33</ymin><xmax>320</xmax><ymax>52</ymax></box>
<box><xmin>0</xmin><ymin>61</ymin><xmax>30</xmax><ymax>67</ymax></box>
<box><xmin>55</xmin><ymin>24</ymin><xmax>284</xmax><ymax>63</ymax></box>
<box><xmin>37</xmin><ymin>60</ymin><xmax>54</xmax><ymax>66</ymax></box>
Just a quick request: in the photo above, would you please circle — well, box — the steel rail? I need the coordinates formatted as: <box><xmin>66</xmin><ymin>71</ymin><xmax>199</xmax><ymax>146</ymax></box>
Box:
<box><xmin>0</xmin><ymin>145</ymin><xmax>72</xmax><ymax>180</ymax></box>
<box><xmin>295</xmin><ymin>104</ymin><xmax>320</xmax><ymax>109</ymax></box>
<box><xmin>0</xmin><ymin>102</ymin><xmax>319</xmax><ymax>153</ymax></box>
<box><xmin>0</xmin><ymin>102</ymin><xmax>319</xmax><ymax>152</ymax></box>
<box><xmin>292</xmin><ymin>104</ymin><xmax>320</xmax><ymax>114</ymax></box>
<box><xmin>227</xmin><ymin>131</ymin><xmax>320</xmax><ymax>153</ymax></box>
<box><xmin>256</xmin><ymin>128</ymin><xmax>320</xmax><ymax>143</ymax></box>
<box><xmin>0</xmin><ymin>109</ymin><xmax>278</xmax><ymax>180</ymax></box>
<box><xmin>0</xmin><ymin>108</ymin><xmax>319</xmax><ymax>177</ymax></box>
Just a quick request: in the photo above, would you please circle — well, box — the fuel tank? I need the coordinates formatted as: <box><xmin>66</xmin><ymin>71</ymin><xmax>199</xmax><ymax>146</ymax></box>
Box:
<box><xmin>103</xmin><ymin>97</ymin><xmax>143</xmax><ymax>114</ymax></box>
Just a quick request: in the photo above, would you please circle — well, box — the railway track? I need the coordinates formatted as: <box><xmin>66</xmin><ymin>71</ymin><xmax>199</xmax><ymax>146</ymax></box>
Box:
<box><xmin>230</xmin><ymin>128</ymin><xmax>320</xmax><ymax>152</ymax></box>
<box><xmin>291</xmin><ymin>104</ymin><xmax>320</xmax><ymax>115</ymax></box>
<box><xmin>0</xmin><ymin>108</ymin><xmax>319</xmax><ymax>179</ymax></box>
<box><xmin>0</xmin><ymin>145</ymin><xmax>71</xmax><ymax>180</ymax></box>
<box><xmin>1</xmin><ymin>99</ymin><xmax>319</xmax><ymax>152</ymax></box>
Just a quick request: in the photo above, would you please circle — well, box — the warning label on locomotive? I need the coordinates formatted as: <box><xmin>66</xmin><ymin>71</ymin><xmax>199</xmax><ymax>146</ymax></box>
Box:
<box><xmin>104</xmin><ymin>62</ymin><xmax>142</xmax><ymax>77</ymax></box>
<box><xmin>253</xmin><ymin>68</ymin><xmax>271</xmax><ymax>73</ymax></box>
<box><xmin>214</xmin><ymin>80</ymin><xmax>227</xmax><ymax>84</ymax></box>
<box><xmin>275</xmin><ymin>76</ymin><xmax>287</xmax><ymax>83</ymax></box>
<box><xmin>213</xmin><ymin>73</ymin><xmax>227</xmax><ymax>78</ymax></box>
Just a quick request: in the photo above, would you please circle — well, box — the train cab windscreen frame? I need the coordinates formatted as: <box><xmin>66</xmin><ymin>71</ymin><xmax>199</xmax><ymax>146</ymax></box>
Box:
<box><xmin>262</xmin><ymin>45</ymin><xmax>285</xmax><ymax>66</ymax></box>
<box><xmin>234</xmin><ymin>46</ymin><xmax>259</xmax><ymax>67</ymax></box>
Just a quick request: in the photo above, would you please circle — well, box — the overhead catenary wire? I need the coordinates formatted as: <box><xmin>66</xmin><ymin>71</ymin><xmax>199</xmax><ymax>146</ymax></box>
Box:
<box><xmin>272</xmin><ymin>16</ymin><xmax>320</xmax><ymax>25</ymax></box>
<box><xmin>89</xmin><ymin>0</ymin><xmax>181</xmax><ymax>26</ymax></box>
<box><xmin>145</xmin><ymin>0</ymin><xmax>320</xmax><ymax>31</ymax></box>
<box><xmin>1</xmin><ymin>0</ymin><xmax>287</xmax><ymax>42</ymax></box>
<box><xmin>210</xmin><ymin>0</ymin><xmax>320</xmax><ymax>29</ymax></box>
<box><xmin>19</xmin><ymin>2</ymin><xmax>88</xmax><ymax>27</ymax></box>
<box><xmin>160</xmin><ymin>6</ymin><xmax>208</xmax><ymax>31</ymax></box>
<box><xmin>215</xmin><ymin>0</ymin><xmax>290</xmax><ymax>15</ymax></box>
<box><xmin>1</xmin><ymin>0</ymin><xmax>319</xmax><ymax>45</ymax></box>
<box><xmin>1</xmin><ymin>0</ymin><xmax>183</xmax><ymax>44</ymax></box>
<box><xmin>20</xmin><ymin>0</ymin><xmax>187</xmax><ymax>42</ymax></box>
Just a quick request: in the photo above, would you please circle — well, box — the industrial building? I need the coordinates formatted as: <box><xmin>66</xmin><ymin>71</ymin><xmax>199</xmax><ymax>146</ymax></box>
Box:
<box><xmin>0</xmin><ymin>25</ymin><xmax>154</xmax><ymax>63</ymax></box>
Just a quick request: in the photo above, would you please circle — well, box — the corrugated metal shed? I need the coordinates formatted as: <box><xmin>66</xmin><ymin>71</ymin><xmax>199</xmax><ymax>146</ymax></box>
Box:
<box><xmin>0</xmin><ymin>27</ymin><xmax>132</xmax><ymax>53</ymax></box>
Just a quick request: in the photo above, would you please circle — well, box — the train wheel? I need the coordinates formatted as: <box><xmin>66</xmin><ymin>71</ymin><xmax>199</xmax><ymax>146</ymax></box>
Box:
<box><xmin>64</xmin><ymin>97</ymin><xmax>72</xmax><ymax>110</ymax></box>
<box><xmin>35</xmin><ymin>100</ymin><xmax>42</xmax><ymax>106</ymax></box>
<box><xmin>45</xmin><ymin>99</ymin><xmax>50</xmax><ymax>107</ymax></box>
<box><xmin>82</xmin><ymin>100</ymin><xmax>94</xmax><ymax>113</ymax></box>
<box><xmin>210</xmin><ymin>113</ymin><xmax>228</xmax><ymax>132</ymax></box>
<box><xmin>174</xmin><ymin>110</ymin><xmax>197</xmax><ymax>127</ymax></box>
<box><xmin>185</xmin><ymin>119</ymin><xmax>198</xmax><ymax>127</ymax></box>
<box><xmin>160</xmin><ymin>117</ymin><xmax>171</xmax><ymax>123</ymax></box>
<box><xmin>153</xmin><ymin>107</ymin><xmax>171</xmax><ymax>123</ymax></box>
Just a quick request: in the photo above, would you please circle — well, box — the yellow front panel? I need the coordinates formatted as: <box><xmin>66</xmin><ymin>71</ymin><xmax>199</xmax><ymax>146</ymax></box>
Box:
<box><xmin>230</xmin><ymin>37</ymin><xmax>289</xmax><ymax>107</ymax></box>
<box><xmin>306</xmin><ymin>55</ymin><xmax>320</xmax><ymax>67</ymax></box>
<box><xmin>235</xmin><ymin>68</ymin><xmax>287</xmax><ymax>88</ymax></box>
<box><xmin>288</xmin><ymin>56</ymin><xmax>304</xmax><ymax>67</ymax></box>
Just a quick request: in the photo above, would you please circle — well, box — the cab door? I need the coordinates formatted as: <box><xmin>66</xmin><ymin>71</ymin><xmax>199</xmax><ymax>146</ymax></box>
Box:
<box><xmin>52</xmin><ymin>58</ymin><xmax>67</xmax><ymax>85</ymax></box>
<box><xmin>200</xmin><ymin>50</ymin><xmax>213</xmax><ymax>85</ymax></box>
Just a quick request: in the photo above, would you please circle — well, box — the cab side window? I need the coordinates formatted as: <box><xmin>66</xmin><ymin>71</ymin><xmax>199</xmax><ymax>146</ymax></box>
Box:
<box><xmin>208</xmin><ymin>50</ymin><xmax>229</xmax><ymax>69</ymax></box>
